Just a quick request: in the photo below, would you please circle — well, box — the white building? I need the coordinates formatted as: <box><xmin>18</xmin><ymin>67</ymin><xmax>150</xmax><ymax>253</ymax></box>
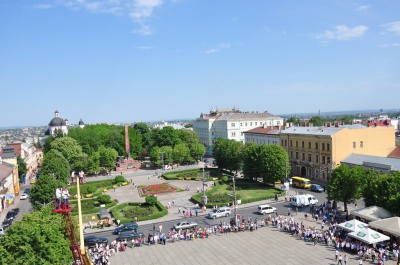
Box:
<box><xmin>244</xmin><ymin>125</ymin><xmax>289</xmax><ymax>146</ymax></box>
<box><xmin>193</xmin><ymin>109</ymin><xmax>284</xmax><ymax>155</ymax></box>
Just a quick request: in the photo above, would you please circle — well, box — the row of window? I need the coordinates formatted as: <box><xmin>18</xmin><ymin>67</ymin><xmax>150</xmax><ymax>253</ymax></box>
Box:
<box><xmin>290</xmin><ymin>151</ymin><xmax>331</xmax><ymax>165</ymax></box>
<box><xmin>230</xmin><ymin>120</ymin><xmax>281</xmax><ymax>127</ymax></box>
<box><xmin>282</xmin><ymin>139</ymin><xmax>331</xmax><ymax>151</ymax></box>
<box><xmin>245</xmin><ymin>138</ymin><xmax>278</xmax><ymax>145</ymax></box>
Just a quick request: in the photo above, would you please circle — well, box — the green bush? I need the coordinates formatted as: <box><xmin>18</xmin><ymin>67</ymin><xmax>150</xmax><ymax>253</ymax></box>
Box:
<box><xmin>96</xmin><ymin>194</ymin><xmax>112</xmax><ymax>204</ymax></box>
<box><xmin>145</xmin><ymin>195</ymin><xmax>157</xmax><ymax>205</ymax></box>
<box><xmin>110</xmin><ymin>201</ymin><xmax>167</xmax><ymax>224</ymax></box>
<box><xmin>115</xmin><ymin>175</ymin><xmax>127</xmax><ymax>183</ymax></box>
<box><xmin>87</xmin><ymin>185</ymin><xmax>97</xmax><ymax>194</ymax></box>
<box><xmin>222</xmin><ymin>176</ymin><xmax>228</xmax><ymax>183</ymax></box>
<box><xmin>69</xmin><ymin>199</ymin><xmax>117</xmax><ymax>215</ymax></box>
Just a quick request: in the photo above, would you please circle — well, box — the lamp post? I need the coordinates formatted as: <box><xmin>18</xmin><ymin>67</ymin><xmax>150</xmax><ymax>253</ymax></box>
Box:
<box><xmin>161</xmin><ymin>151</ymin><xmax>165</xmax><ymax>177</ymax></box>
<box><xmin>232</xmin><ymin>173</ymin><xmax>239</xmax><ymax>227</ymax></box>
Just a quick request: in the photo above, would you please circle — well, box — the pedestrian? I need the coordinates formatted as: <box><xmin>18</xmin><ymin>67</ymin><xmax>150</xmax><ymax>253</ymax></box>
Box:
<box><xmin>117</xmin><ymin>219</ymin><xmax>120</xmax><ymax>226</ymax></box>
<box><xmin>344</xmin><ymin>254</ymin><xmax>348</xmax><ymax>265</ymax></box>
<box><xmin>335</xmin><ymin>249</ymin><xmax>339</xmax><ymax>261</ymax></box>
<box><xmin>178</xmin><ymin>207</ymin><xmax>181</xmax><ymax>214</ymax></box>
<box><xmin>183</xmin><ymin>210</ymin><xmax>185</xmax><ymax>217</ymax></box>
<box><xmin>56</xmin><ymin>186</ymin><xmax>62</xmax><ymax>209</ymax></box>
<box><xmin>358</xmin><ymin>258</ymin><xmax>363</xmax><ymax>265</ymax></box>
<box><xmin>195</xmin><ymin>207</ymin><xmax>198</xmax><ymax>217</ymax></box>
<box><xmin>62</xmin><ymin>187</ymin><xmax>70</xmax><ymax>207</ymax></box>
<box><xmin>159</xmin><ymin>224</ymin><xmax>163</xmax><ymax>233</ymax></box>
<box><xmin>338</xmin><ymin>254</ymin><xmax>343</xmax><ymax>265</ymax></box>
<box><xmin>153</xmin><ymin>223</ymin><xmax>155</xmax><ymax>233</ymax></box>
<box><xmin>295</xmin><ymin>207</ymin><xmax>298</xmax><ymax>215</ymax></box>
<box><xmin>172</xmin><ymin>199</ymin><xmax>175</xmax><ymax>206</ymax></box>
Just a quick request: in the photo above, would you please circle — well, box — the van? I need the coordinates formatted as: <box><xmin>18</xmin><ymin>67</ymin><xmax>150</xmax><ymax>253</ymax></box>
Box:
<box><xmin>257</xmin><ymin>205</ymin><xmax>276</xmax><ymax>215</ymax></box>
<box><xmin>291</xmin><ymin>176</ymin><xmax>312</xmax><ymax>189</ymax></box>
<box><xmin>207</xmin><ymin>206</ymin><xmax>231</xmax><ymax>219</ymax></box>
<box><xmin>291</xmin><ymin>194</ymin><xmax>318</xmax><ymax>207</ymax></box>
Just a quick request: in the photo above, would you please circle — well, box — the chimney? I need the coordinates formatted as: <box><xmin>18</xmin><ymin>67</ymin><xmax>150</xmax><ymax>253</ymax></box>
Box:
<box><xmin>334</xmin><ymin>122</ymin><xmax>339</xmax><ymax>127</ymax></box>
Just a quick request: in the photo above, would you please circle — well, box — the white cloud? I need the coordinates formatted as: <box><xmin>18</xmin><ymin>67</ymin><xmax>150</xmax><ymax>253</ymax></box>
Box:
<box><xmin>57</xmin><ymin>0</ymin><xmax>165</xmax><ymax>35</ymax></box>
<box><xmin>355</xmin><ymin>5</ymin><xmax>370</xmax><ymax>11</ymax></box>
<box><xmin>382</xmin><ymin>21</ymin><xmax>400</xmax><ymax>35</ymax></box>
<box><xmin>380</xmin><ymin>43</ymin><xmax>400</xmax><ymax>48</ymax></box>
<box><xmin>205</xmin><ymin>43</ymin><xmax>230</xmax><ymax>54</ymax></box>
<box><xmin>33</xmin><ymin>4</ymin><xmax>53</xmax><ymax>9</ymax></box>
<box><xmin>317</xmin><ymin>25</ymin><xmax>368</xmax><ymax>41</ymax></box>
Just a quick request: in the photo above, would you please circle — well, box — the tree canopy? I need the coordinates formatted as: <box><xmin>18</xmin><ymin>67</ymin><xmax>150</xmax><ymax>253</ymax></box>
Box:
<box><xmin>0</xmin><ymin>207</ymin><xmax>72</xmax><ymax>265</ymax></box>
<box><xmin>258</xmin><ymin>144</ymin><xmax>289</xmax><ymax>184</ymax></box>
<box><xmin>50</xmin><ymin>137</ymin><xmax>83</xmax><ymax>167</ymax></box>
<box><xmin>327</xmin><ymin>164</ymin><xmax>363</xmax><ymax>211</ymax></box>
<box><xmin>40</xmin><ymin>149</ymin><xmax>70</xmax><ymax>184</ymax></box>
<box><xmin>29</xmin><ymin>174</ymin><xmax>62</xmax><ymax>210</ymax></box>
<box><xmin>213</xmin><ymin>138</ymin><xmax>242</xmax><ymax>173</ymax></box>
<box><xmin>17</xmin><ymin>156</ymin><xmax>27</xmax><ymax>182</ymax></box>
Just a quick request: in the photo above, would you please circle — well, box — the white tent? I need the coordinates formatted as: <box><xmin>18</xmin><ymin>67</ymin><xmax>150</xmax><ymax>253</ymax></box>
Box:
<box><xmin>350</xmin><ymin>206</ymin><xmax>394</xmax><ymax>222</ymax></box>
<box><xmin>348</xmin><ymin>228</ymin><xmax>390</xmax><ymax>244</ymax></box>
<box><xmin>369</xmin><ymin>217</ymin><xmax>400</xmax><ymax>237</ymax></box>
<box><xmin>338</xmin><ymin>219</ymin><xmax>368</xmax><ymax>232</ymax></box>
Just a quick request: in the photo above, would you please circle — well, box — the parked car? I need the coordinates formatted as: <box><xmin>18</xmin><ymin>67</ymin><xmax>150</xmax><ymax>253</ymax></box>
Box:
<box><xmin>84</xmin><ymin>235</ymin><xmax>108</xmax><ymax>247</ymax></box>
<box><xmin>20</xmin><ymin>193</ymin><xmax>29</xmax><ymax>200</ymax></box>
<box><xmin>310</xmin><ymin>184</ymin><xmax>324</xmax><ymax>192</ymax></box>
<box><xmin>11</xmin><ymin>208</ymin><xmax>19</xmax><ymax>215</ymax></box>
<box><xmin>113</xmin><ymin>222</ymin><xmax>138</xmax><ymax>235</ymax></box>
<box><xmin>2</xmin><ymin>219</ymin><xmax>13</xmax><ymax>229</ymax></box>
<box><xmin>116</xmin><ymin>231</ymin><xmax>145</xmax><ymax>241</ymax></box>
<box><xmin>5</xmin><ymin>211</ymin><xmax>16</xmax><ymax>220</ymax></box>
<box><xmin>207</xmin><ymin>206</ymin><xmax>231</xmax><ymax>219</ymax></box>
<box><xmin>24</xmin><ymin>189</ymin><xmax>30</xmax><ymax>194</ymax></box>
<box><xmin>173</xmin><ymin>221</ymin><xmax>198</xmax><ymax>230</ymax></box>
<box><xmin>0</xmin><ymin>226</ymin><xmax>4</xmax><ymax>234</ymax></box>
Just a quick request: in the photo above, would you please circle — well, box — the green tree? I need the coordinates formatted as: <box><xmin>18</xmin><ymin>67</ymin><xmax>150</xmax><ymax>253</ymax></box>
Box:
<box><xmin>133</xmin><ymin>123</ymin><xmax>152</xmax><ymax>153</ymax></box>
<box><xmin>43</xmin><ymin>136</ymin><xmax>54</xmax><ymax>154</ymax></box>
<box><xmin>0</xmin><ymin>207</ymin><xmax>72</xmax><ymax>265</ymax></box>
<box><xmin>145</xmin><ymin>195</ymin><xmax>157</xmax><ymax>205</ymax></box>
<box><xmin>98</xmin><ymin>146</ymin><xmax>118</xmax><ymax>172</ymax></box>
<box><xmin>88</xmin><ymin>151</ymin><xmax>101</xmax><ymax>175</ymax></box>
<box><xmin>309</xmin><ymin>116</ymin><xmax>325</xmax><ymax>126</ymax></box>
<box><xmin>338</xmin><ymin>115</ymin><xmax>353</xmax><ymax>125</ymax></box>
<box><xmin>160</xmin><ymin>146</ymin><xmax>173</xmax><ymax>165</ymax></box>
<box><xmin>259</xmin><ymin>144</ymin><xmax>289</xmax><ymax>184</ymax></box>
<box><xmin>173</xmin><ymin>143</ymin><xmax>191</xmax><ymax>164</ymax></box>
<box><xmin>50</xmin><ymin>137</ymin><xmax>83</xmax><ymax>165</ymax></box>
<box><xmin>184</xmin><ymin>123</ymin><xmax>193</xmax><ymax>128</ymax></box>
<box><xmin>177</xmin><ymin>130</ymin><xmax>199</xmax><ymax>148</ymax></box>
<box><xmin>17</xmin><ymin>156</ymin><xmax>28</xmax><ymax>183</ymax></box>
<box><xmin>213</xmin><ymin>138</ymin><xmax>242</xmax><ymax>173</ymax></box>
<box><xmin>149</xmin><ymin>146</ymin><xmax>161</xmax><ymax>166</ymax></box>
<box><xmin>128</xmin><ymin>127</ymin><xmax>142</xmax><ymax>159</ymax></box>
<box><xmin>189</xmin><ymin>143</ymin><xmax>205</xmax><ymax>162</ymax></box>
<box><xmin>285</xmin><ymin>116</ymin><xmax>300</xmax><ymax>125</ymax></box>
<box><xmin>40</xmin><ymin>149</ymin><xmax>70</xmax><ymax>184</ymax></box>
<box><xmin>242</xmin><ymin>142</ymin><xmax>261</xmax><ymax>181</ymax></box>
<box><xmin>29</xmin><ymin>174</ymin><xmax>62</xmax><ymax>210</ymax></box>
<box><xmin>152</xmin><ymin>126</ymin><xmax>181</xmax><ymax>148</ymax></box>
<box><xmin>327</xmin><ymin>164</ymin><xmax>363</xmax><ymax>212</ymax></box>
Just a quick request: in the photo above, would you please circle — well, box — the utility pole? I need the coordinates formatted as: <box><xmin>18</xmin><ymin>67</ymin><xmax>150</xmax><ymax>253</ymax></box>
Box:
<box><xmin>233</xmin><ymin>173</ymin><xmax>238</xmax><ymax>226</ymax></box>
<box><xmin>198</xmin><ymin>165</ymin><xmax>209</xmax><ymax>205</ymax></box>
<box><xmin>161</xmin><ymin>151</ymin><xmax>165</xmax><ymax>177</ymax></box>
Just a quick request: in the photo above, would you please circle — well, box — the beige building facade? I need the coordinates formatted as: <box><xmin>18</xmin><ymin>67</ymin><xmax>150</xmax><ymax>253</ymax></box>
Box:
<box><xmin>280</xmin><ymin>124</ymin><xmax>395</xmax><ymax>182</ymax></box>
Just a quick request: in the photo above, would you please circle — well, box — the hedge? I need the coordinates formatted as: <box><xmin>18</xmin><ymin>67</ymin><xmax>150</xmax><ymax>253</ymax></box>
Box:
<box><xmin>110</xmin><ymin>200</ymin><xmax>168</xmax><ymax>224</ymax></box>
<box><xmin>69</xmin><ymin>199</ymin><xmax>117</xmax><ymax>215</ymax></box>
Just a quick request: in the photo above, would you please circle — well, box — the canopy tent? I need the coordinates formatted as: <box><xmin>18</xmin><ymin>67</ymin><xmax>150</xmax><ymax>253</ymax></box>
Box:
<box><xmin>350</xmin><ymin>206</ymin><xmax>394</xmax><ymax>222</ymax></box>
<box><xmin>348</xmin><ymin>228</ymin><xmax>390</xmax><ymax>244</ymax></box>
<box><xmin>369</xmin><ymin>217</ymin><xmax>400</xmax><ymax>237</ymax></box>
<box><xmin>338</xmin><ymin>219</ymin><xmax>368</xmax><ymax>232</ymax></box>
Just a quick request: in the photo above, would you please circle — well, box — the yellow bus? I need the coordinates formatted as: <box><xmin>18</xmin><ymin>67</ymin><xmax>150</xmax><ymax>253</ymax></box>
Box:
<box><xmin>291</xmin><ymin>176</ymin><xmax>311</xmax><ymax>189</ymax></box>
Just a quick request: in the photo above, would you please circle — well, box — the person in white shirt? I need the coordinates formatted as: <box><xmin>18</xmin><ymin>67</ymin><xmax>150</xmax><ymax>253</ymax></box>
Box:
<box><xmin>62</xmin><ymin>188</ymin><xmax>70</xmax><ymax>206</ymax></box>
<box><xmin>56</xmin><ymin>186</ymin><xmax>62</xmax><ymax>209</ymax></box>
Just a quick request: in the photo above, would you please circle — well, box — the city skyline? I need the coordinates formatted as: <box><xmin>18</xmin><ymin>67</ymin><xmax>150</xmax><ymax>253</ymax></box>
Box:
<box><xmin>1</xmin><ymin>1</ymin><xmax>399</xmax><ymax>127</ymax></box>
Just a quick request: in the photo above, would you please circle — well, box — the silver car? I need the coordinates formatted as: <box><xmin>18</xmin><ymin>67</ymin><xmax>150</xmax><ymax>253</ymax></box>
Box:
<box><xmin>173</xmin><ymin>221</ymin><xmax>198</xmax><ymax>230</ymax></box>
<box><xmin>207</xmin><ymin>206</ymin><xmax>231</xmax><ymax>219</ymax></box>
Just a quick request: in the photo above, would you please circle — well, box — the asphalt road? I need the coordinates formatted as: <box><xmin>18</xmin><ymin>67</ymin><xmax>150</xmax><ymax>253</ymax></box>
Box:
<box><xmin>87</xmin><ymin>187</ymin><xmax>330</xmax><ymax>243</ymax></box>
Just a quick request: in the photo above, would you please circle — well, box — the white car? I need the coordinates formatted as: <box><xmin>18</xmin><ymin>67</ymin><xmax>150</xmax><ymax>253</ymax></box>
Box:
<box><xmin>258</xmin><ymin>205</ymin><xmax>276</xmax><ymax>215</ymax></box>
<box><xmin>173</xmin><ymin>221</ymin><xmax>198</xmax><ymax>230</ymax></box>
<box><xmin>20</xmin><ymin>193</ymin><xmax>29</xmax><ymax>200</ymax></box>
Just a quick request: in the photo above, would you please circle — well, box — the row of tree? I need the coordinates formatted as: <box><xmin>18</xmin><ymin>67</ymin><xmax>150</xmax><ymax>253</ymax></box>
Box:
<box><xmin>42</xmin><ymin>123</ymin><xmax>205</xmax><ymax>174</ymax></box>
<box><xmin>212</xmin><ymin>138</ymin><xmax>290</xmax><ymax>184</ymax></box>
<box><xmin>327</xmin><ymin>164</ymin><xmax>400</xmax><ymax>216</ymax></box>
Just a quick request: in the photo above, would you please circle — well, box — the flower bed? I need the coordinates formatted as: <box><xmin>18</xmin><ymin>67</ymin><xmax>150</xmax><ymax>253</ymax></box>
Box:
<box><xmin>141</xmin><ymin>184</ymin><xmax>176</xmax><ymax>195</ymax></box>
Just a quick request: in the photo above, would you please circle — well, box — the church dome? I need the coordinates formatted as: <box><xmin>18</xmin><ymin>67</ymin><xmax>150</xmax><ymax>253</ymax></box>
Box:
<box><xmin>49</xmin><ymin>117</ymin><xmax>65</xmax><ymax>127</ymax></box>
<box><xmin>79</xmin><ymin>118</ymin><xmax>84</xmax><ymax>125</ymax></box>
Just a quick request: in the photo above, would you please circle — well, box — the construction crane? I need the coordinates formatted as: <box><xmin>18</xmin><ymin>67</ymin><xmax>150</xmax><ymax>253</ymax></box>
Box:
<box><xmin>53</xmin><ymin>180</ymin><xmax>92</xmax><ymax>265</ymax></box>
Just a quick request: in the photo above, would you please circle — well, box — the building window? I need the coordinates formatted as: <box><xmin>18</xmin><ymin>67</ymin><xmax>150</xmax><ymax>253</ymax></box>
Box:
<box><xmin>315</xmin><ymin>142</ymin><xmax>319</xmax><ymax>150</ymax></box>
<box><xmin>295</xmin><ymin>152</ymin><xmax>299</xmax><ymax>159</ymax></box>
<box><xmin>255</xmin><ymin>122</ymin><xmax>257</xmax><ymax>126</ymax></box>
<box><xmin>360</xmin><ymin>141</ymin><xmax>363</xmax><ymax>148</ymax></box>
<box><xmin>322</xmin><ymin>143</ymin><xmax>325</xmax><ymax>151</ymax></box>
<box><xmin>285</xmin><ymin>139</ymin><xmax>287</xmax><ymax>146</ymax></box>
<box><xmin>290</xmin><ymin>140</ymin><xmax>293</xmax><ymax>147</ymax></box>
<box><xmin>250</xmin><ymin>122</ymin><xmax>252</xmax><ymax>126</ymax></box>
<box><xmin>290</xmin><ymin>151</ymin><xmax>293</xmax><ymax>158</ymax></box>
<box><xmin>212</xmin><ymin>140</ymin><xmax>215</xmax><ymax>144</ymax></box>
<box><xmin>315</xmin><ymin>155</ymin><xmax>319</xmax><ymax>163</ymax></box>
<box><xmin>240</xmin><ymin>123</ymin><xmax>242</xmax><ymax>126</ymax></box>
<box><xmin>231</xmin><ymin>132</ymin><xmax>236</xmax><ymax>137</ymax></box>
<box><xmin>308</xmin><ymin>142</ymin><xmax>311</xmax><ymax>149</ymax></box>
<box><xmin>302</xmin><ymin>141</ymin><xmax>304</xmax><ymax>148</ymax></box>
<box><xmin>322</xmin><ymin>156</ymin><xmax>325</xmax><ymax>164</ymax></box>
<box><xmin>245</xmin><ymin>123</ymin><xmax>247</xmax><ymax>126</ymax></box>
<box><xmin>296</xmin><ymin>141</ymin><xmax>298</xmax><ymax>147</ymax></box>
<box><xmin>302</xmin><ymin>153</ymin><xmax>305</xmax><ymax>161</ymax></box>
<box><xmin>327</xmin><ymin>157</ymin><xmax>331</xmax><ymax>165</ymax></box>
<box><xmin>231</xmin><ymin>123</ymin><xmax>235</xmax><ymax>127</ymax></box>
<box><xmin>241</xmin><ymin>132</ymin><xmax>243</xmax><ymax>136</ymax></box>
<box><xmin>308</xmin><ymin>154</ymin><xmax>311</xmax><ymax>162</ymax></box>
<box><xmin>353</xmin><ymin>142</ymin><xmax>356</xmax><ymax>148</ymax></box>
<box><xmin>327</xmin><ymin>143</ymin><xmax>330</xmax><ymax>151</ymax></box>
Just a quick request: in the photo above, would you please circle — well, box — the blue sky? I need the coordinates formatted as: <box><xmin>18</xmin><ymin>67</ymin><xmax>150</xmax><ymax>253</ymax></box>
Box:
<box><xmin>1</xmin><ymin>0</ymin><xmax>399</xmax><ymax>127</ymax></box>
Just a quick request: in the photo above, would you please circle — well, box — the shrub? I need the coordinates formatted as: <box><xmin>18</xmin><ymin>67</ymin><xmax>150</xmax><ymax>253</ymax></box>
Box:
<box><xmin>87</xmin><ymin>185</ymin><xmax>97</xmax><ymax>193</ymax></box>
<box><xmin>97</xmin><ymin>194</ymin><xmax>112</xmax><ymax>204</ymax></box>
<box><xmin>222</xmin><ymin>176</ymin><xmax>229</xmax><ymax>183</ymax></box>
<box><xmin>115</xmin><ymin>175</ymin><xmax>127</xmax><ymax>183</ymax></box>
<box><xmin>145</xmin><ymin>195</ymin><xmax>157</xmax><ymax>205</ymax></box>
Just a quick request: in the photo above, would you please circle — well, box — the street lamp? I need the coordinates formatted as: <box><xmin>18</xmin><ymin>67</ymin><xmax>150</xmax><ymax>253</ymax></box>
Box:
<box><xmin>161</xmin><ymin>151</ymin><xmax>165</xmax><ymax>177</ymax></box>
<box><xmin>232</xmin><ymin>173</ymin><xmax>238</xmax><ymax>226</ymax></box>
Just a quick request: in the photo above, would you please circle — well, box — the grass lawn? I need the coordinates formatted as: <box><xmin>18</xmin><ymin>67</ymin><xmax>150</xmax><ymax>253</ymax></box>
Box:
<box><xmin>193</xmin><ymin>180</ymin><xmax>282</xmax><ymax>207</ymax></box>
<box><xmin>110</xmin><ymin>202</ymin><xmax>168</xmax><ymax>224</ymax></box>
